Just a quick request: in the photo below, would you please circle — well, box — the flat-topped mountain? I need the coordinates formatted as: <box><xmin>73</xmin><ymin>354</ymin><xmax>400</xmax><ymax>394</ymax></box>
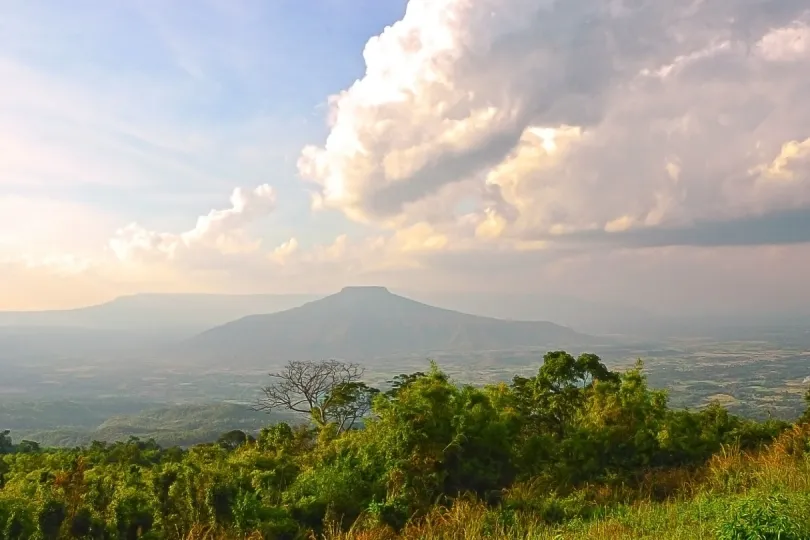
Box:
<box><xmin>184</xmin><ymin>286</ymin><xmax>598</xmax><ymax>363</ymax></box>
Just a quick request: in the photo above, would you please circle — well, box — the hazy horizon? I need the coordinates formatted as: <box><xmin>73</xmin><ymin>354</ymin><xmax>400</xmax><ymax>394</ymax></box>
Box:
<box><xmin>3</xmin><ymin>287</ymin><xmax>809</xmax><ymax>336</ymax></box>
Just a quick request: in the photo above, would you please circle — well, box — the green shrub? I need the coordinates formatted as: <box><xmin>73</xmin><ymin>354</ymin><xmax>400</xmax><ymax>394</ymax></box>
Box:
<box><xmin>716</xmin><ymin>493</ymin><xmax>807</xmax><ymax>540</ymax></box>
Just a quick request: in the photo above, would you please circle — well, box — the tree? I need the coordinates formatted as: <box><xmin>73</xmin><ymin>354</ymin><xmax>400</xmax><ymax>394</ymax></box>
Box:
<box><xmin>0</xmin><ymin>430</ymin><xmax>12</xmax><ymax>454</ymax></box>
<box><xmin>385</xmin><ymin>371</ymin><xmax>428</xmax><ymax>399</ymax></box>
<box><xmin>511</xmin><ymin>351</ymin><xmax>618</xmax><ymax>440</ymax></box>
<box><xmin>256</xmin><ymin>360</ymin><xmax>378</xmax><ymax>434</ymax></box>
<box><xmin>217</xmin><ymin>430</ymin><xmax>254</xmax><ymax>451</ymax></box>
<box><xmin>358</xmin><ymin>364</ymin><xmax>514</xmax><ymax>521</ymax></box>
<box><xmin>17</xmin><ymin>440</ymin><xmax>40</xmax><ymax>454</ymax></box>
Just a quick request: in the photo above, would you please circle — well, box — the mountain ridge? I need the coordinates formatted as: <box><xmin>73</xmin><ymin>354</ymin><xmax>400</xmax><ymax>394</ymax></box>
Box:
<box><xmin>184</xmin><ymin>286</ymin><xmax>599</xmax><ymax>365</ymax></box>
<box><xmin>4</xmin><ymin>290</ymin><xmax>807</xmax><ymax>339</ymax></box>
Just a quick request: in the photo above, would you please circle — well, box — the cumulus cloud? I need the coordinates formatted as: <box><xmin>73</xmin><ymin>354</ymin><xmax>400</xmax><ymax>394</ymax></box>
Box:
<box><xmin>103</xmin><ymin>182</ymin><xmax>467</xmax><ymax>297</ymax></box>
<box><xmin>299</xmin><ymin>0</ymin><xmax>810</xmax><ymax>246</ymax></box>
<box><xmin>9</xmin><ymin>0</ymin><xmax>810</xmax><ymax>313</ymax></box>
<box><xmin>109</xmin><ymin>185</ymin><xmax>277</xmax><ymax>262</ymax></box>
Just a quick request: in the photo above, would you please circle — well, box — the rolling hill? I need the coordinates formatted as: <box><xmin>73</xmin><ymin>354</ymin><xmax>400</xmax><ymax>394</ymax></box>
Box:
<box><xmin>184</xmin><ymin>286</ymin><xmax>599</xmax><ymax>364</ymax></box>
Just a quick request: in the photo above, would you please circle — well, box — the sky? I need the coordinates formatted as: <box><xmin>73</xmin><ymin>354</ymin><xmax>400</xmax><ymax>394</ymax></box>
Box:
<box><xmin>1</xmin><ymin>0</ymin><xmax>809</xmax><ymax>315</ymax></box>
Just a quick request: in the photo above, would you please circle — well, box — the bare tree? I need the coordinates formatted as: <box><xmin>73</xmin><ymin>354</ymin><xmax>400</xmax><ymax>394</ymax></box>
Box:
<box><xmin>255</xmin><ymin>359</ymin><xmax>378</xmax><ymax>434</ymax></box>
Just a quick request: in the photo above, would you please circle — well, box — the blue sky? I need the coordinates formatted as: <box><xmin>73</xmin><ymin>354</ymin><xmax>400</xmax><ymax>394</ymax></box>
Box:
<box><xmin>1</xmin><ymin>0</ymin><xmax>405</xmax><ymax>243</ymax></box>
<box><xmin>2</xmin><ymin>0</ymin><xmax>810</xmax><ymax>313</ymax></box>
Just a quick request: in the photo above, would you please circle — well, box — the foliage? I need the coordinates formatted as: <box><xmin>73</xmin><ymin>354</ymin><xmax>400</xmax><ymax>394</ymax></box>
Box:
<box><xmin>256</xmin><ymin>360</ymin><xmax>378</xmax><ymax>434</ymax></box>
<box><xmin>0</xmin><ymin>352</ymin><xmax>806</xmax><ymax>539</ymax></box>
<box><xmin>715</xmin><ymin>493</ymin><xmax>807</xmax><ymax>540</ymax></box>
<box><xmin>3</xmin><ymin>402</ymin><xmax>297</xmax><ymax>449</ymax></box>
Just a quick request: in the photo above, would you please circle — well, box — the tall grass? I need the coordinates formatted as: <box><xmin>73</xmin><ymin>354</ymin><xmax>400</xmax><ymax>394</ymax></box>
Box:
<box><xmin>182</xmin><ymin>426</ymin><xmax>810</xmax><ymax>539</ymax></box>
<box><xmin>319</xmin><ymin>425</ymin><xmax>810</xmax><ymax>539</ymax></box>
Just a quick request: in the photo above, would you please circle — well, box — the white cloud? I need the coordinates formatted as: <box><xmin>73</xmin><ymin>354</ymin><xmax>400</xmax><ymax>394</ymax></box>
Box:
<box><xmin>5</xmin><ymin>0</ymin><xmax>810</xmax><ymax>315</ymax></box>
<box><xmin>299</xmin><ymin>0</ymin><xmax>810</xmax><ymax>242</ymax></box>
<box><xmin>755</xmin><ymin>138</ymin><xmax>810</xmax><ymax>182</ymax></box>
<box><xmin>757</xmin><ymin>22</ymin><xmax>810</xmax><ymax>62</ymax></box>
<box><xmin>270</xmin><ymin>237</ymin><xmax>300</xmax><ymax>264</ymax></box>
<box><xmin>109</xmin><ymin>185</ymin><xmax>277</xmax><ymax>262</ymax></box>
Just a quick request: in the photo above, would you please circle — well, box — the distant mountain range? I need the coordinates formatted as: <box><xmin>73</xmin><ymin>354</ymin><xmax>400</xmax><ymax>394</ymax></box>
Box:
<box><xmin>2</xmin><ymin>288</ymin><xmax>807</xmax><ymax>345</ymax></box>
<box><xmin>0</xmin><ymin>289</ymin><xmax>660</xmax><ymax>336</ymax></box>
<box><xmin>0</xmin><ymin>293</ymin><xmax>318</xmax><ymax>335</ymax></box>
<box><xmin>183</xmin><ymin>286</ymin><xmax>598</xmax><ymax>364</ymax></box>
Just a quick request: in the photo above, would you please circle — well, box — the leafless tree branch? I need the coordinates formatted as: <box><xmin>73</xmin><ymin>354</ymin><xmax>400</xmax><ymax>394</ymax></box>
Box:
<box><xmin>254</xmin><ymin>359</ymin><xmax>374</xmax><ymax>432</ymax></box>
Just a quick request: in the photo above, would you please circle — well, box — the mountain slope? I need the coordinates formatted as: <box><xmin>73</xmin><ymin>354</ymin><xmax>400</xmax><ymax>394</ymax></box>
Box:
<box><xmin>185</xmin><ymin>286</ymin><xmax>599</xmax><ymax>364</ymax></box>
<box><xmin>403</xmin><ymin>291</ymin><xmax>661</xmax><ymax>335</ymax></box>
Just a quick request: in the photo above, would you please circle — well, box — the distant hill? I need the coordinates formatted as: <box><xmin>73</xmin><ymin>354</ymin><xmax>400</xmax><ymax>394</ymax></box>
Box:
<box><xmin>184</xmin><ymin>286</ymin><xmax>599</xmax><ymax>365</ymax></box>
<box><xmin>0</xmin><ymin>293</ymin><xmax>318</xmax><ymax>335</ymax></box>
<box><xmin>5</xmin><ymin>401</ymin><xmax>297</xmax><ymax>448</ymax></box>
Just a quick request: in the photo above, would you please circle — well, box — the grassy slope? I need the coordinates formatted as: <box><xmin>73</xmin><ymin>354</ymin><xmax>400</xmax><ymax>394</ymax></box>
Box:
<box><xmin>317</xmin><ymin>426</ymin><xmax>810</xmax><ymax>540</ymax></box>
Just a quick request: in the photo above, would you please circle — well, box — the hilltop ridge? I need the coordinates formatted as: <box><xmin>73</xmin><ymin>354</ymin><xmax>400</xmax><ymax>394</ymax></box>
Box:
<box><xmin>184</xmin><ymin>286</ymin><xmax>598</xmax><ymax>364</ymax></box>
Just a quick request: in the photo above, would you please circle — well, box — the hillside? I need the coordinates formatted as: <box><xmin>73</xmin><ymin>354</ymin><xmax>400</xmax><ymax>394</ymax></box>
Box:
<box><xmin>185</xmin><ymin>286</ymin><xmax>598</xmax><ymax>364</ymax></box>
<box><xmin>406</xmin><ymin>291</ymin><xmax>663</xmax><ymax>334</ymax></box>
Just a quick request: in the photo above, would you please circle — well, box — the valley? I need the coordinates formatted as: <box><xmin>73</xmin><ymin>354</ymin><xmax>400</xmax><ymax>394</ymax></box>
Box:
<box><xmin>3</xmin><ymin>288</ymin><xmax>809</xmax><ymax>447</ymax></box>
<box><xmin>4</xmin><ymin>337</ymin><xmax>810</xmax><ymax>447</ymax></box>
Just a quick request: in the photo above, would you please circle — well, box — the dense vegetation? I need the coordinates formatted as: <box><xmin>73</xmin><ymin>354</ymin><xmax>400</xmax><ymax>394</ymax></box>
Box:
<box><xmin>1</xmin><ymin>351</ymin><xmax>808</xmax><ymax>539</ymax></box>
<box><xmin>1</xmin><ymin>402</ymin><xmax>296</xmax><ymax>449</ymax></box>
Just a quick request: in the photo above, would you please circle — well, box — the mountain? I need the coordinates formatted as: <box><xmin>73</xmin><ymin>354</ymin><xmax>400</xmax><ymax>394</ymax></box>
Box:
<box><xmin>4</xmin><ymin>290</ymin><xmax>803</xmax><ymax>345</ymax></box>
<box><xmin>0</xmin><ymin>291</ymin><xmax>651</xmax><ymax>336</ymax></box>
<box><xmin>0</xmin><ymin>293</ymin><xmax>318</xmax><ymax>335</ymax></box>
<box><xmin>404</xmin><ymin>292</ymin><xmax>810</xmax><ymax>338</ymax></box>
<box><xmin>402</xmin><ymin>291</ymin><xmax>662</xmax><ymax>335</ymax></box>
<box><xmin>184</xmin><ymin>286</ymin><xmax>599</xmax><ymax>364</ymax></box>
